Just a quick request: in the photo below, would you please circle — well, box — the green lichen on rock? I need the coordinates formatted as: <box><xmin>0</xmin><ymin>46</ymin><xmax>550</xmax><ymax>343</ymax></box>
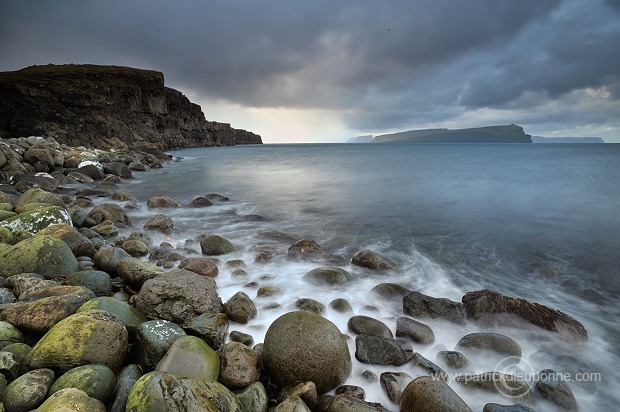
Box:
<box><xmin>48</xmin><ymin>364</ymin><xmax>117</xmax><ymax>403</ymax></box>
<box><xmin>0</xmin><ymin>206</ymin><xmax>72</xmax><ymax>234</ymax></box>
<box><xmin>0</xmin><ymin>235</ymin><xmax>80</xmax><ymax>278</ymax></box>
<box><xmin>36</xmin><ymin>387</ymin><xmax>106</xmax><ymax>411</ymax></box>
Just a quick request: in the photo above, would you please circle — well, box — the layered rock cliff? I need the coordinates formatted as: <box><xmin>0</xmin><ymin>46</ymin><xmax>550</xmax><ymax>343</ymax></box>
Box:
<box><xmin>0</xmin><ymin>64</ymin><xmax>262</xmax><ymax>152</ymax></box>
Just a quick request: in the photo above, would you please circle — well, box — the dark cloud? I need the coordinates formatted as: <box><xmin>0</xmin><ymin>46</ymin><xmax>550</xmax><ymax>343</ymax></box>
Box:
<box><xmin>0</xmin><ymin>0</ymin><xmax>619</xmax><ymax>140</ymax></box>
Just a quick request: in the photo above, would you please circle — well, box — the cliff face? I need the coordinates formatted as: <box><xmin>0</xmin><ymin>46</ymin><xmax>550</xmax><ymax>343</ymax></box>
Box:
<box><xmin>373</xmin><ymin>124</ymin><xmax>532</xmax><ymax>143</ymax></box>
<box><xmin>0</xmin><ymin>64</ymin><xmax>262</xmax><ymax>151</ymax></box>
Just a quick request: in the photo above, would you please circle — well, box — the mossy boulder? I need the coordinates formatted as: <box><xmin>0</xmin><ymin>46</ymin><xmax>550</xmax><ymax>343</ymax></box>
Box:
<box><xmin>117</xmin><ymin>257</ymin><xmax>165</xmax><ymax>290</ymax></box>
<box><xmin>27</xmin><ymin>309</ymin><xmax>128</xmax><ymax>372</ymax></box>
<box><xmin>77</xmin><ymin>297</ymin><xmax>147</xmax><ymax>334</ymax></box>
<box><xmin>135</xmin><ymin>320</ymin><xmax>186</xmax><ymax>372</ymax></box>
<box><xmin>303</xmin><ymin>266</ymin><xmax>351</xmax><ymax>286</ymax></box>
<box><xmin>0</xmin><ymin>235</ymin><xmax>80</xmax><ymax>278</ymax></box>
<box><xmin>400</xmin><ymin>376</ymin><xmax>472</xmax><ymax>411</ymax></box>
<box><xmin>0</xmin><ymin>321</ymin><xmax>24</xmax><ymax>349</ymax></box>
<box><xmin>36</xmin><ymin>223</ymin><xmax>97</xmax><ymax>257</ymax></box>
<box><xmin>0</xmin><ymin>368</ymin><xmax>55</xmax><ymax>411</ymax></box>
<box><xmin>351</xmin><ymin>249</ymin><xmax>394</xmax><ymax>270</ymax></box>
<box><xmin>155</xmin><ymin>335</ymin><xmax>220</xmax><ymax>381</ymax></box>
<box><xmin>65</xmin><ymin>270</ymin><xmax>113</xmax><ymax>297</ymax></box>
<box><xmin>37</xmin><ymin>388</ymin><xmax>106</xmax><ymax>411</ymax></box>
<box><xmin>0</xmin><ymin>206</ymin><xmax>72</xmax><ymax>234</ymax></box>
<box><xmin>48</xmin><ymin>364</ymin><xmax>117</xmax><ymax>404</ymax></box>
<box><xmin>14</xmin><ymin>187</ymin><xmax>64</xmax><ymax>210</ymax></box>
<box><xmin>200</xmin><ymin>234</ymin><xmax>237</xmax><ymax>255</ymax></box>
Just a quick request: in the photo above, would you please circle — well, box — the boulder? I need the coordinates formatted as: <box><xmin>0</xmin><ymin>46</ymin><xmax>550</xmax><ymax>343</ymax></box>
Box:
<box><xmin>27</xmin><ymin>309</ymin><xmax>128</xmax><ymax>372</ymax></box>
<box><xmin>184</xmin><ymin>312</ymin><xmax>229</xmax><ymax>350</ymax></box>
<box><xmin>296</xmin><ymin>298</ymin><xmax>326</xmax><ymax>314</ymax></box>
<box><xmin>103</xmin><ymin>162</ymin><xmax>132</xmax><ymax>178</ymax></box>
<box><xmin>455</xmin><ymin>333</ymin><xmax>522</xmax><ymax>359</ymax></box>
<box><xmin>436</xmin><ymin>351</ymin><xmax>470</xmax><ymax>369</ymax></box>
<box><xmin>455</xmin><ymin>372</ymin><xmax>530</xmax><ymax>401</ymax></box>
<box><xmin>65</xmin><ymin>270</ymin><xmax>113</xmax><ymax>296</ymax></box>
<box><xmin>223</xmin><ymin>291</ymin><xmax>257</xmax><ymax>324</ymax></box>
<box><xmin>274</xmin><ymin>395</ymin><xmax>311</xmax><ymax>411</ymax></box>
<box><xmin>380</xmin><ymin>371</ymin><xmax>413</xmax><ymax>404</ymax></box>
<box><xmin>303</xmin><ymin>266</ymin><xmax>351</xmax><ymax>285</ymax></box>
<box><xmin>109</xmin><ymin>364</ymin><xmax>143</xmax><ymax>412</ymax></box>
<box><xmin>0</xmin><ymin>235</ymin><xmax>80</xmax><ymax>278</ymax></box>
<box><xmin>48</xmin><ymin>364</ymin><xmax>116</xmax><ymax>404</ymax></box>
<box><xmin>235</xmin><ymin>382</ymin><xmax>269</xmax><ymax>412</ymax></box>
<box><xmin>533</xmin><ymin>369</ymin><xmax>579</xmax><ymax>411</ymax></box>
<box><xmin>134</xmin><ymin>269</ymin><xmax>222</xmax><ymax>325</ymax></box>
<box><xmin>135</xmin><ymin>320</ymin><xmax>186</xmax><ymax>372</ymax></box>
<box><xmin>178</xmin><ymin>257</ymin><xmax>219</xmax><ymax>277</ymax></box>
<box><xmin>36</xmin><ymin>223</ymin><xmax>97</xmax><ymax>257</ymax></box>
<box><xmin>77</xmin><ymin>297</ymin><xmax>147</xmax><ymax>334</ymax></box>
<box><xmin>117</xmin><ymin>256</ymin><xmax>165</xmax><ymax>290</ymax></box>
<box><xmin>219</xmin><ymin>341</ymin><xmax>260</xmax><ymax>390</ymax></box>
<box><xmin>462</xmin><ymin>289</ymin><xmax>588</xmax><ymax>343</ymax></box>
<box><xmin>403</xmin><ymin>291</ymin><xmax>465</xmax><ymax>324</ymax></box>
<box><xmin>155</xmin><ymin>336</ymin><xmax>220</xmax><ymax>381</ymax></box>
<box><xmin>87</xmin><ymin>203</ymin><xmax>131</xmax><ymax>228</ymax></box>
<box><xmin>351</xmin><ymin>250</ymin><xmax>394</xmax><ymax>270</ymax></box>
<box><xmin>348</xmin><ymin>315</ymin><xmax>393</xmax><ymax>338</ymax></box>
<box><xmin>263</xmin><ymin>311</ymin><xmax>352</xmax><ymax>394</ymax></box>
<box><xmin>355</xmin><ymin>335</ymin><xmax>413</xmax><ymax>366</ymax></box>
<box><xmin>0</xmin><ymin>367</ymin><xmax>55</xmax><ymax>411</ymax></box>
<box><xmin>287</xmin><ymin>239</ymin><xmax>322</xmax><ymax>260</ymax></box>
<box><xmin>143</xmin><ymin>214</ymin><xmax>177</xmax><ymax>233</ymax></box>
<box><xmin>122</xmin><ymin>239</ymin><xmax>149</xmax><ymax>257</ymax></box>
<box><xmin>278</xmin><ymin>381</ymin><xmax>318</xmax><ymax>409</ymax></box>
<box><xmin>92</xmin><ymin>246</ymin><xmax>130</xmax><ymax>275</ymax></box>
<box><xmin>200</xmin><ymin>234</ymin><xmax>237</xmax><ymax>255</ymax></box>
<box><xmin>14</xmin><ymin>187</ymin><xmax>64</xmax><ymax>210</ymax></box>
<box><xmin>400</xmin><ymin>376</ymin><xmax>472</xmax><ymax>412</ymax></box>
<box><xmin>36</xmin><ymin>387</ymin><xmax>106</xmax><ymax>411</ymax></box>
<box><xmin>146</xmin><ymin>195</ymin><xmax>180</xmax><ymax>208</ymax></box>
<box><xmin>0</xmin><ymin>206</ymin><xmax>72</xmax><ymax>234</ymax></box>
<box><xmin>396</xmin><ymin>317</ymin><xmax>435</xmax><ymax>344</ymax></box>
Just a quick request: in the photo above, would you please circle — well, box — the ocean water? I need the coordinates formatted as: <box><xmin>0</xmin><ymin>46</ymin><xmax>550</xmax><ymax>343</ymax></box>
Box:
<box><xmin>123</xmin><ymin>143</ymin><xmax>620</xmax><ymax>410</ymax></box>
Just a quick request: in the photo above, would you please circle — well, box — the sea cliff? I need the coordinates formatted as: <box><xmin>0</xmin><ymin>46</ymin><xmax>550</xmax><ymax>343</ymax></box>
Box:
<box><xmin>0</xmin><ymin>64</ymin><xmax>262</xmax><ymax>152</ymax></box>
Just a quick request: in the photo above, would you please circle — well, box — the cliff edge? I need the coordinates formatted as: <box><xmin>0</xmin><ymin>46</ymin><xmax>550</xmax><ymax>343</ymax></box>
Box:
<box><xmin>0</xmin><ymin>64</ymin><xmax>262</xmax><ymax>152</ymax></box>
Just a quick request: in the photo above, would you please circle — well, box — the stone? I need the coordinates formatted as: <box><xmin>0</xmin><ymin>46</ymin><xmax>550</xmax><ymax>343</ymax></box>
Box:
<box><xmin>223</xmin><ymin>291</ymin><xmax>257</xmax><ymax>324</ymax></box>
<box><xmin>146</xmin><ymin>195</ymin><xmax>180</xmax><ymax>208</ymax></box>
<box><xmin>287</xmin><ymin>239</ymin><xmax>322</xmax><ymax>260</ymax></box>
<box><xmin>35</xmin><ymin>223</ymin><xmax>97</xmax><ymax>257</ymax></box>
<box><xmin>121</xmin><ymin>239</ymin><xmax>149</xmax><ymax>257</ymax></box>
<box><xmin>66</xmin><ymin>270</ymin><xmax>113</xmax><ymax>296</ymax></box>
<box><xmin>135</xmin><ymin>320</ymin><xmax>186</xmax><ymax>372</ymax></box>
<box><xmin>229</xmin><ymin>330</ymin><xmax>254</xmax><ymax>346</ymax></box>
<box><xmin>303</xmin><ymin>266</ymin><xmax>351</xmax><ymax>285</ymax></box>
<box><xmin>483</xmin><ymin>404</ymin><xmax>536</xmax><ymax>412</ymax></box>
<box><xmin>219</xmin><ymin>341</ymin><xmax>260</xmax><ymax>390</ymax></box>
<box><xmin>329</xmin><ymin>298</ymin><xmax>353</xmax><ymax>313</ymax></box>
<box><xmin>295</xmin><ymin>298</ymin><xmax>326</xmax><ymax>314</ymax></box>
<box><xmin>0</xmin><ymin>367</ymin><xmax>55</xmax><ymax>411</ymax></box>
<box><xmin>335</xmin><ymin>385</ymin><xmax>365</xmax><ymax>400</ymax></box>
<box><xmin>0</xmin><ymin>288</ymin><xmax>16</xmax><ymax>304</ymax></box>
<box><xmin>178</xmin><ymin>257</ymin><xmax>219</xmax><ymax>277</ymax></box>
<box><xmin>235</xmin><ymin>381</ymin><xmax>269</xmax><ymax>412</ymax></box>
<box><xmin>90</xmin><ymin>220</ymin><xmax>119</xmax><ymax>237</ymax></box>
<box><xmin>48</xmin><ymin>364</ymin><xmax>116</xmax><ymax>404</ymax></box>
<box><xmin>27</xmin><ymin>309</ymin><xmax>128</xmax><ymax>372</ymax></box>
<box><xmin>436</xmin><ymin>351</ymin><xmax>470</xmax><ymax>369</ymax></box>
<box><xmin>455</xmin><ymin>372</ymin><xmax>531</xmax><ymax>401</ymax></box>
<box><xmin>92</xmin><ymin>246</ymin><xmax>130</xmax><ymax>275</ymax></box>
<box><xmin>87</xmin><ymin>203</ymin><xmax>131</xmax><ymax>227</ymax></box>
<box><xmin>403</xmin><ymin>291</ymin><xmax>465</xmax><ymax>324</ymax></box>
<box><xmin>279</xmin><ymin>381</ymin><xmax>319</xmax><ymax>409</ymax></box>
<box><xmin>274</xmin><ymin>395</ymin><xmax>311</xmax><ymax>411</ymax></box>
<box><xmin>103</xmin><ymin>162</ymin><xmax>132</xmax><ymax>178</ymax></box>
<box><xmin>396</xmin><ymin>317</ymin><xmax>435</xmax><ymax>344</ymax></box>
<box><xmin>77</xmin><ymin>296</ymin><xmax>147</xmax><ymax>334</ymax></box>
<box><xmin>327</xmin><ymin>394</ymin><xmax>390</xmax><ymax>411</ymax></box>
<box><xmin>155</xmin><ymin>336</ymin><xmax>220</xmax><ymax>381</ymax></box>
<box><xmin>0</xmin><ymin>352</ymin><xmax>21</xmax><ymax>381</ymax></box>
<box><xmin>455</xmin><ymin>333</ymin><xmax>522</xmax><ymax>359</ymax></box>
<box><xmin>37</xmin><ymin>387</ymin><xmax>106</xmax><ymax>411</ymax></box>
<box><xmin>263</xmin><ymin>311</ymin><xmax>352</xmax><ymax>394</ymax></box>
<box><xmin>184</xmin><ymin>312</ymin><xmax>229</xmax><ymax>350</ymax></box>
<box><xmin>134</xmin><ymin>269</ymin><xmax>222</xmax><ymax>325</ymax></box>
<box><xmin>351</xmin><ymin>250</ymin><xmax>394</xmax><ymax>270</ymax></box>
<box><xmin>188</xmin><ymin>196</ymin><xmax>213</xmax><ymax>207</ymax></box>
<box><xmin>200</xmin><ymin>234</ymin><xmax>237</xmax><ymax>255</ymax></box>
<box><xmin>354</xmin><ymin>335</ymin><xmax>413</xmax><ymax>365</ymax></box>
<box><xmin>348</xmin><ymin>315</ymin><xmax>393</xmax><ymax>338</ymax></box>
<box><xmin>143</xmin><ymin>213</ymin><xmax>177</xmax><ymax>233</ymax></box>
<box><xmin>14</xmin><ymin>187</ymin><xmax>64</xmax><ymax>210</ymax></box>
<box><xmin>117</xmin><ymin>256</ymin><xmax>164</xmax><ymax>290</ymax></box>
<box><xmin>380</xmin><ymin>372</ymin><xmax>413</xmax><ymax>404</ymax></box>
<box><xmin>109</xmin><ymin>364</ymin><xmax>143</xmax><ymax>412</ymax></box>
<box><xmin>126</xmin><ymin>372</ymin><xmax>242</xmax><ymax>412</ymax></box>
<box><xmin>0</xmin><ymin>235</ymin><xmax>79</xmax><ymax>278</ymax></box>
<box><xmin>462</xmin><ymin>289</ymin><xmax>588</xmax><ymax>343</ymax></box>
<box><xmin>400</xmin><ymin>376</ymin><xmax>473</xmax><ymax>412</ymax></box>
<box><xmin>0</xmin><ymin>205</ymin><xmax>72</xmax><ymax>234</ymax></box>
<box><xmin>533</xmin><ymin>369</ymin><xmax>579</xmax><ymax>411</ymax></box>
<box><xmin>411</xmin><ymin>353</ymin><xmax>447</xmax><ymax>378</ymax></box>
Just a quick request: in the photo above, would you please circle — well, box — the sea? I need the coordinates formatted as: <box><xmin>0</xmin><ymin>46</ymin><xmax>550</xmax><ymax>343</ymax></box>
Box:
<box><xmin>122</xmin><ymin>142</ymin><xmax>620</xmax><ymax>410</ymax></box>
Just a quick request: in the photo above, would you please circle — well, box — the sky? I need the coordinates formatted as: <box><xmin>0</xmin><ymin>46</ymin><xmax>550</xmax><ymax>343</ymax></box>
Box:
<box><xmin>1</xmin><ymin>0</ymin><xmax>619</xmax><ymax>143</ymax></box>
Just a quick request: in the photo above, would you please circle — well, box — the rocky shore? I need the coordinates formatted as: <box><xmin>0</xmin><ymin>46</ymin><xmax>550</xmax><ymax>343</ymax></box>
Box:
<box><xmin>0</xmin><ymin>136</ymin><xmax>591</xmax><ymax>411</ymax></box>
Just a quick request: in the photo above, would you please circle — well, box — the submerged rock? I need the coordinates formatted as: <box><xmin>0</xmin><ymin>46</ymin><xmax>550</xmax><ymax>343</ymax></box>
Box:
<box><xmin>351</xmin><ymin>250</ymin><xmax>394</xmax><ymax>270</ymax></box>
<box><xmin>303</xmin><ymin>266</ymin><xmax>351</xmax><ymax>285</ymax></box>
<box><xmin>533</xmin><ymin>369</ymin><xmax>579</xmax><ymax>411</ymax></box>
<box><xmin>396</xmin><ymin>316</ymin><xmax>435</xmax><ymax>344</ymax></box>
<box><xmin>200</xmin><ymin>234</ymin><xmax>237</xmax><ymax>255</ymax></box>
<box><xmin>455</xmin><ymin>332</ymin><xmax>522</xmax><ymax>359</ymax></box>
<box><xmin>403</xmin><ymin>291</ymin><xmax>465</xmax><ymax>324</ymax></box>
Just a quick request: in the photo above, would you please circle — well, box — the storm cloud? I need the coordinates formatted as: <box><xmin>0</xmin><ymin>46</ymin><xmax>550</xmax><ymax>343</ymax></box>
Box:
<box><xmin>1</xmin><ymin>0</ymin><xmax>619</xmax><ymax>142</ymax></box>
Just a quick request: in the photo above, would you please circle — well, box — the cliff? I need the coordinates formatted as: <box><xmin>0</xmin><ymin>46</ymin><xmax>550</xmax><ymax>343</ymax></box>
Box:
<box><xmin>372</xmin><ymin>124</ymin><xmax>532</xmax><ymax>143</ymax></box>
<box><xmin>0</xmin><ymin>64</ymin><xmax>262</xmax><ymax>152</ymax></box>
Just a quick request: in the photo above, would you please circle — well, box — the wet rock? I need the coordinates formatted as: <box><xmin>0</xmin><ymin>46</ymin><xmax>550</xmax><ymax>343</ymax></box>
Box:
<box><xmin>403</xmin><ymin>291</ymin><xmax>465</xmax><ymax>324</ymax></box>
<box><xmin>411</xmin><ymin>353</ymin><xmax>446</xmax><ymax>378</ymax></box>
<box><xmin>223</xmin><ymin>291</ymin><xmax>257</xmax><ymax>324</ymax></box>
<box><xmin>66</xmin><ymin>270</ymin><xmax>113</xmax><ymax>297</ymax></box>
<box><xmin>178</xmin><ymin>257</ymin><xmax>219</xmax><ymax>277</ymax></box>
<box><xmin>93</xmin><ymin>246</ymin><xmax>130</xmax><ymax>275</ymax></box>
<box><xmin>296</xmin><ymin>298</ymin><xmax>326</xmax><ymax>314</ymax></box>
<box><xmin>4</xmin><ymin>273</ymin><xmax>50</xmax><ymax>299</ymax></box>
<box><xmin>155</xmin><ymin>335</ymin><xmax>220</xmax><ymax>381</ymax></box>
<box><xmin>370</xmin><ymin>283</ymin><xmax>412</xmax><ymax>300</ymax></box>
<box><xmin>235</xmin><ymin>381</ymin><xmax>269</xmax><ymax>412</ymax></box>
<box><xmin>77</xmin><ymin>296</ymin><xmax>147</xmax><ymax>334</ymax></box>
<box><xmin>436</xmin><ymin>351</ymin><xmax>470</xmax><ymax>369</ymax></box>
<box><xmin>184</xmin><ymin>312</ymin><xmax>229</xmax><ymax>350</ymax></box>
<box><xmin>200</xmin><ymin>234</ymin><xmax>237</xmax><ymax>255</ymax></box>
<box><xmin>0</xmin><ymin>235</ymin><xmax>80</xmax><ymax>278</ymax></box>
<box><xmin>0</xmin><ymin>367</ymin><xmax>54</xmax><ymax>411</ymax></box>
<box><xmin>351</xmin><ymin>250</ymin><xmax>394</xmax><ymax>270</ymax></box>
<box><xmin>14</xmin><ymin>187</ymin><xmax>64</xmax><ymax>210</ymax></box>
<box><xmin>146</xmin><ymin>195</ymin><xmax>180</xmax><ymax>208</ymax></box>
<box><xmin>287</xmin><ymin>239</ymin><xmax>322</xmax><ymax>260</ymax></box>
<box><xmin>355</xmin><ymin>335</ymin><xmax>413</xmax><ymax>366</ymax></box>
<box><xmin>455</xmin><ymin>333</ymin><xmax>522</xmax><ymax>359</ymax></box>
<box><xmin>134</xmin><ymin>269</ymin><xmax>222</xmax><ymax>325</ymax></box>
<box><xmin>206</xmin><ymin>193</ymin><xmax>230</xmax><ymax>202</ymax></box>
<box><xmin>219</xmin><ymin>341</ymin><xmax>260</xmax><ymax>390</ymax></box>
<box><xmin>121</xmin><ymin>239</ymin><xmax>149</xmax><ymax>257</ymax></box>
<box><xmin>48</xmin><ymin>364</ymin><xmax>116</xmax><ymax>404</ymax></box>
<box><xmin>279</xmin><ymin>381</ymin><xmax>319</xmax><ymax>409</ymax></box>
<box><xmin>274</xmin><ymin>395</ymin><xmax>311</xmax><ymax>412</ymax></box>
<box><xmin>76</xmin><ymin>164</ymin><xmax>104</xmax><ymax>180</ymax></box>
<box><xmin>37</xmin><ymin>387</ymin><xmax>106</xmax><ymax>411</ymax></box>
<box><xmin>380</xmin><ymin>371</ymin><xmax>413</xmax><ymax>403</ymax></box>
<box><xmin>0</xmin><ymin>352</ymin><xmax>21</xmax><ymax>380</ymax></box>
<box><xmin>462</xmin><ymin>289</ymin><xmax>588</xmax><ymax>343</ymax></box>
<box><xmin>103</xmin><ymin>162</ymin><xmax>132</xmax><ymax>178</ymax></box>
<box><xmin>117</xmin><ymin>256</ymin><xmax>165</xmax><ymax>290</ymax></box>
<box><xmin>335</xmin><ymin>384</ymin><xmax>365</xmax><ymax>400</ymax></box>
<box><xmin>135</xmin><ymin>320</ymin><xmax>186</xmax><ymax>372</ymax></box>
<box><xmin>126</xmin><ymin>372</ymin><xmax>242</xmax><ymax>411</ymax></box>
<box><xmin>263</xmin><ymin>311</ymin><xmax>352</xmax><ymax>394</ymax></box>
<box><xmin>35</xmin><ymin>222</ymin><xmax>97</xmax><ymax>257</ymax></box>
<box><xmin>327</xmin><ymin>394</ymin><xmax>390</xmax><ymax>412</ymax></box>
<box><xmin>257</xmin><ymin>285</ymin><xmax>283</xmax><ymax>297</ymax></box>
<box><xmin>90</xmin><ymin>220</ymin><xmax>119</xmax><ymax>237</ymax></box>
<box><xmin>143</xmin><ymin>213</ymin><xmax>177</xmax><ymax>233</ymax></box>
<box><xmin>0</xmin><ymin>288</ymin><xmax>16</xmax><ymax>304</ymax></box>
<box><xmin>1</xmin><ymin>205</ymin><xmax>72</xmax><ymax>235</ymax></box>
<box><xmin>0</xmin><ymin>285</ymin><xmax>95</xmax><ymax>332</ymax></box>
<box><xmin>533</xmin><ymin>369</ymin><xmax>578</xmax><ymax>411</ymax></box>
<box><xmin>303</xmin><ymin>266</ymin><xmax>351</xmax><ymax>285</ymax></box>
<box><xmin>188</xmin><ymin>196</ymin><xmax>213</xmax><ymax>207</ymax></box>
<box><xmin>330</xmin><ymin>298</ymin><xmax>353</xmax><ymax>313</ymax></box>
<box><xmin>109</xmin><ymin>364</ymin><xmax>143</xmax><ymax>412</ymax></box>
<box><xmin>87</xmin><ymin>203</ymin><xmax>131</xmax><ymax>228</ymax></box>
<box><xmin>230</xmin><ymin>330</ymin><xmax>254</xmax><ymax>346</ymax></box>
<box><xmin>27</xmin><ymin>309</ymin><xmax>128</xmax><ymax>372</ymax></box>
<box><xmin>483</xmin><ymin>404</ymin><xmax>536</xmax><ymax>412</ymax></box>
<box><xmin>348</xmin><ymin>315</ymin><xmax>393</xmax><ymax>338</ymax></box>
<box><xmin>396</xmin><ymin>316</ymin><xmax>435</xmax><ymax>344</ymax></box>
<box><xmin>456</xmin><ymin>372</ymin><xmax>531</xmax><ymax>401</ymax></box>
<box><xmin>400</xmin><ymin>376</ymin><xmax>473</xmax><ymax>412</ymax></box>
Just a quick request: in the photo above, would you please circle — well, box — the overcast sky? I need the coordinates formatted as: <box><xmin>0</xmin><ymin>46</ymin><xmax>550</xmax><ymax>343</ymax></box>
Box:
<box><xmin>1</xmin><ymin>0</ymin><xmax>619</xmax><ymax>143</ymax></box>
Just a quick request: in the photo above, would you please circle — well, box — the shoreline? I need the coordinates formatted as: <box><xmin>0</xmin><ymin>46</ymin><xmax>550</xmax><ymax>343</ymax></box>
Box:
<box><xmin>0</xmin><ymin>136</ymin><xmax>600</xmax><ymax>410</ymax></box>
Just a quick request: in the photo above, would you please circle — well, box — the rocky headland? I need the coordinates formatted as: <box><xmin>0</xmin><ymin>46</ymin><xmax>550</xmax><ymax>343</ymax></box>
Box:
<box><xmin>0</xmin><ymin>64</ymin><xmax>262</xmax><ymax>153</ymax></box>
<box><xmin>0</xmin><ymin>135</ymin><xmax>592</xmax><ymax>411</ymax></box>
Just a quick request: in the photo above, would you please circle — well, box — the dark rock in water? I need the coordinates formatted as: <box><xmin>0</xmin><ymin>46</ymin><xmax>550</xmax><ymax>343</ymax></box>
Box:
<box><xmin>371</xmin><ymin>283</ymin><xmax>412</xmax><ymax>300</ymax></box>
<box><xmin>355</xmin><ymin>334</ymin><xmax>413</xmax><ymax>366</ymax></box>
<box><xmin>87</xmin><ymin>203</ymin><xmax>131</xmax><ymax>227</ymax></box>
<box><xmin>483</xmin><ymin>404</ymin><xmax>536</xmax><ymax>412</ymax></box>
<box><xmin>184</xmin><ymin>312</ymin><xmax>228</xmax><ymax>350</ymax></box>
<box><xmin>134</xmin><ymin>269</ymin><xmax>222</xmax><ymax>325</ymax></box>
<box><xmin>348</xmin><ymin>315</ymin><xmax>393</xmax><ymax>338</ymax></box>
<box><xmin>178</xmin><ymin>257</ymin><xmax>219</xmax><ymax>278</ymax></box>
<box><xmin>436</xmin><ymin>351</ymin><xmax>470</xmax><ymax>369</ymax></box>
<box><xmin>403</xmin><ymin>291</ymin><xmax>465</xmax><ymax>324</ymax></box>
<box><xmin>411</xmin><ymin>353</ymin><xmax>446</xmax><ymax>379</ymax></box>
<box><xmin>224</xmin><ymin>291</ymin><xmax>258</xmax><ymax>323</ymax></box>
<box><xmin>146</xmin><ymin>195</ymin><xmax>179</xmax><ymax>208</ymax></box>
<box><xmin>93</xmin><ymin>246</ymin><xmax>130</xmax><ymax>276</ymax></box>
<box><xmin>400</xmin><ymin>376</ymin><xmax>473</xmax><ymax>412</ymax></box>
<box><xmin>263</xmin><ymin>311</ymin><xmax>352</xmax><ymax>394</ymax></box>
<box><xmin>188</xmin><ymin>196</ymin><xmax>213</xmax><ymax>207</ymax></box>
<box><xmin>351</xmin><ymin>250</ymin><xmax>394</xmax><ymax>270</ymax></box>
<box><xmin>287</xmin><ymin>239</ymin><xmax>322</xmax><ymax>260</ymax></box>
<box><xmin>396</xmin><ymin>316</ymin><xmax>435</xmax><ymax>344</ymax></box>
<box><xmin>380</xmin><ymin>371</ymin><xmax>413</xmax><ymax>403</ymax></box>
<box><xmin>330</xmin><ymin>298</ymin><xmax>353</xmax><ymax>313</ymax></box>
<box><xmin>462</xmin><ymin>289</ymin><xmax>588</xmax><ymax>343</ymax></box>
<box><xmin>0</xmin><ymin>368</ymin><xmax>55</xmax><ymax>412</ymax></box>
<box><xmin>219</xmin><ymin>341</ymin><xmax>260</xmax><ymax>390</ymax></box>
<box><xmin>303</xmin><ymin>266</ymin><xmax>351</xmax><ymax>286</ymax></box>
<box><xmin>77</xmin><ymin>164</ymin><xmax>104</xmax><ymax>180</ymax></box>
<box><xmin>109</xmin><ymin>364</ymin><xmax>143</xmax><ymax>412</ymax></box>
<box><xmin>200</xmin><ymin>234</ymin><xmax>237</xmax><ymax>255</ymax></box>
<box><xmin>327</xmin><ymin>394</ymin><xmax>390</xmax><ymax>411</ymax></box>
<box><xmin>143</xmin><ymin>213</ymin><xmax>177</xmax><ymax>234</ymax></box>
<box><xmin>456</xmin><ymin>332</ymin><xmax>522</xmax><ymax>359</ymax></box>
<box><xmin>103</xmin><ymin>162</ymin><xmax>132</xmax><ymax>178</ymax></box>
<box><xmin>533</xmin><ymin>369</ymin><xmax>579</xmax><ymax>411</ymax></box>
<box><xmin>295</xmin><ymin>298</ymin><xmax>326</xmax><ymax>314</ymax></box>
<box><xmin>455</xmin><ymin>372</ymin><xmax>531</xmax><ymax>401</ymax></box>
<box><xmin>206</xmin><ymin>193</ymin><xmax>230</xmax><ymax>202</ymax></box>
<box><xmin>335</xmin><ymin>384</ymin><xmax>365</xmax><ymax>400</ymax></box>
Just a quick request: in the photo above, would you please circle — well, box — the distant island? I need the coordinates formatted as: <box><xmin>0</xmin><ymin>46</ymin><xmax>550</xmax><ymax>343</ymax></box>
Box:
<box><xmin>531</xmin><ymin>136</ymin><xmax>605</xmax><ymax>143</ymax></box>
<box><xmin>361</xmin><ymin>124</ymin><xmax>532</xmax><ymax>144</ymax></box>
<box><xmin>346</xmin><ymin>135</ymin><xmax>373</xmax><ymax>143</ymax></box>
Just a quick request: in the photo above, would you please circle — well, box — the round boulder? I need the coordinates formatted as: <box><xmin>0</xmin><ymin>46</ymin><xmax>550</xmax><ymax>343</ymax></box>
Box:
<box><xmin>263</xmin><ymin>311</ymin><xmax>351</xmax><ymax>394</ymax></box>
<box><xmin>303</xmin><ymin>267</ymin><xmax>351</xmax><ymax>286</ymax></box>
<box><xmin>200</xmin><ymin>235</ymin><xmax>237</xmax><ymax>255</ymax></box>
<box><xmin>155</xmin><ymin>336</ymin><xmax>220</xmax><ymax>381</ymax></box>
<box><xmin>37</xmin><ymin>387</ymin><xmax>106</xmax><ymax>411</ymax></box>
<box><xmin>1</xmin><ymin>206</ymin><xmax>72</xmax><ymax>234</ymax></box>
<box><xmin>48</xmin><ymin>364</ymin><xmax>116</xmax><ymax>404</ymax></box>
<box><xmin>0</xmin><ymin>367</ymin><xmax>55</xmax><ymax>411</ymax></box>
<box><xmin>351</xmin><ymin>249</ymin><xmax>394</xmax><ymax>270</ymax></box>
<box><xmin>135</xmin><ymin>320</ymin><xmax>187</xmax><ymax>372</ymax></box>
<box><xmin>400</xmin><ymin>376</ymin><xmax>472</xmax><ymax>412</ymax></box>
<box><xmin>0</xmin><ymin>235</ymin><xmax>80</xmax><ymax>279</ymax></box>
